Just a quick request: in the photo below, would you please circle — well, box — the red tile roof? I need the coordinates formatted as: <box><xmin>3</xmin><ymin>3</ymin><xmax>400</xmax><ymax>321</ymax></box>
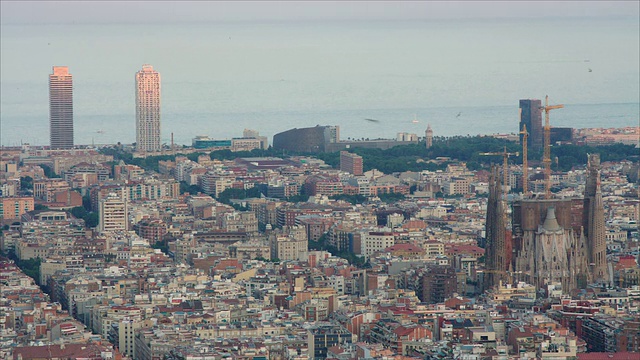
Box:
<box><xmin>13</xmin><ymin>344</ymin><xmax>114</xmax><ymax>360</ymax></box>
<box><xmin>393</xmin><ymin>326</ymin><xmax>417</xmax><ymax>337</ymax></box>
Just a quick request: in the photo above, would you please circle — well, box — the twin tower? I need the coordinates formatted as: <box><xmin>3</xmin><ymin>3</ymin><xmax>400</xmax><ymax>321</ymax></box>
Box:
<box><xmin>48</xmin><ymin>65</ymin><xmax>161</xmax><ymax>152</ymax></box>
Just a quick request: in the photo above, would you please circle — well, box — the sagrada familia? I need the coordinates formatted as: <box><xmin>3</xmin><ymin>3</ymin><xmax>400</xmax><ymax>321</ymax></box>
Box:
<box><xmin>485</xmin><ymin>154</ymin><xmax>608</xmax><ymax>293</ymax></box>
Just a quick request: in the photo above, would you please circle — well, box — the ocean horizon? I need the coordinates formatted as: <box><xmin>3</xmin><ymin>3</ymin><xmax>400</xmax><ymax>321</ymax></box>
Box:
<box><xmin>1</xmin><ymin>16</ymin><xmax>638</xmax><ymax>147</ymax></box>
<box><xmin>1</xmin><ymin>101</ymin><xmax>637</xmax><ymax>147</ymax></box>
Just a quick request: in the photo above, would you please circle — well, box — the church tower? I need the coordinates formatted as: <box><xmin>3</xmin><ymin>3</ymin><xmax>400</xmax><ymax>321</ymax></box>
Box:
<box><xmin>583</xmin><ymin>154</ymin><xmax>608</xmax><ymax>283</ymax></box>
<box><xmin>484</xmin><ymin>165</ymin><xmax>508</xmax><ymax>289</ymax></box>
<box><xmin>425</xmin><ymin>124</ymin><xmax>433</xmax><ymax>149</ymax></box>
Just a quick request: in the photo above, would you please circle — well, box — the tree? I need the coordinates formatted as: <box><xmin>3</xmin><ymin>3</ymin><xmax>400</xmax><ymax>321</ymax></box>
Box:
<box><xmin>180</xmin><ymin>181</ymin><xmax>202</xmax><ymax>195</ymax></box>
<box><xmin>308</xmin><ymin>234</ymin><xmax>327</xmax><ymax>251</ymax></box>
<box><xmin>186</xmin><ymin>152</ymin><xmax>205</xmax><ymax>162</ymax></box>
<box><xmin>70</xmin><ymin>206</ymin><xmax>88</xmax><ymax>219</ymax></box>
<box><xmin>329</xmin><ymin>194</ymin><xmax>367</xmax><ymax>205</ymax></box>
<box><xmin>7</xmin><ymin>251</ymin><xmax>42</xmax><ymax>284</ymax></box>
<box><xmin>20</xmin><ymin>176</ymin><xmax>33</xmax><ymax>190</ymax></box>
<box><xmin>84</xmin><ymin>212</ymin><xmax>99</xmax><ymax>228</ymax></box>
<box><xmin>82</xmin><ymin>194</ymin><xmax>92</xmax><ymax>212</ymax></box>
<box><xmin>378</xmin><ymin>192</ymin><xmax>405</xmax><ymax>203</ymax></box>
<box><xmin>216</xmin><ymin>186</ymin><xmax>264</xmax><ymax>204</ymax></box>
<box><xmin>286</xmin><ymin>194</ymin><xmax>310</xmax><ymax>203</ymax></box>
<box><xmin>255</xmin><ymin>256</ymin><xmax>279</xmax><ymax>263</ymax></box>
<box><xmin>68</xmin><ymin>206</ymin><xmax>98</xmax><ymax>228</ymax></box>
<box><xmin>308</xmin><ymin>234</ymin><xmax>366</xmax><ymax>267</ymax></box>
<box><xmin>39</xmin><ymin>164</ymin><xmax>60</xmax><ymax>178</ymax></box>
<box><xmin>151</xmin><ymin>240</ymin><xmax>169</xmax><ymax>254</ymax></box>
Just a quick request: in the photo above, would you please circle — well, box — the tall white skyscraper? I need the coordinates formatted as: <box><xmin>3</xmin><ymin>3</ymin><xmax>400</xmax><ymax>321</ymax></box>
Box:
<box><xmin>135</xmin><ymin>64</ymin><xmax>161</xmax><ymax>152</ymax></box>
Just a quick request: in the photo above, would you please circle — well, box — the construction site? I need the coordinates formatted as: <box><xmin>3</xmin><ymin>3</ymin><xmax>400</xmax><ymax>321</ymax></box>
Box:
<box><xmin>484</xmin><ymin>96</ymin><xmax>609</xmax><ymax>294</ymax></box>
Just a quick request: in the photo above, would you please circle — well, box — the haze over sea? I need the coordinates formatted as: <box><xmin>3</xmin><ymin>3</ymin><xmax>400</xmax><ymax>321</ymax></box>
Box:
<box><xmin>1</xmin><ymin>3</ymin><xmax>639</xmax><ymax>147</ymax></box>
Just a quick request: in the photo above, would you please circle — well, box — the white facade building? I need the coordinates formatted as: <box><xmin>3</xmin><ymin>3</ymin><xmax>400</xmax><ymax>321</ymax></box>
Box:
<box><xmin>361</xmin><ymin>231</ymin><xmax>395</xmax><ymax>259</ymax></box>
<box><xmin>99</xmin><ymin>193</ymin><xmax>128</xmax><ymax>233</ymax></box>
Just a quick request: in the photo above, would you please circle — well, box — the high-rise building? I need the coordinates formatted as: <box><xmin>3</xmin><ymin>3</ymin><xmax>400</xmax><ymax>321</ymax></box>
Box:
<box><xmin>519</xmin><ymin>99</ymin><xmax>542</xmax><ymax>151</ymax></box>
<box><xmin>99</xmin><ymin>193</ymin><xmax>128</xmax><ymax>233</ymax></box>
<box><xmin>340</xmin><ymin>151</ymin><xmax>363</xmax><ymax>176</ymax></box>
<box><xmin>135</xmin><ymin>64</ymin><xmax>161</xmax><ymax>152</ymax></box>
<box><xmin>425</xmin><ymin>124</ymin><xmax>433</xmax><ymax>149</ymax></box>
<box><xmin>49</xmin><ymin>66</ymin><xmax>74</xmax><ymax>149</ymax></box>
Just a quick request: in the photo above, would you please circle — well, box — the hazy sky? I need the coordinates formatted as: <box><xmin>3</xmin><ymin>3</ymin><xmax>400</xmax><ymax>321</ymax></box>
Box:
<box><xmin>2</xmin><ymin>1</ymin><xmax>639</xmax><ymax>25</ymax></box>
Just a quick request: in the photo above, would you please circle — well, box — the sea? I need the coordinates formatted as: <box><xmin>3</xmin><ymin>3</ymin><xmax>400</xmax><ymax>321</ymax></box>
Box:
<box><xmin>1</xmin><ymin>17</ymin><xmax>638</xmax><ymax>147</ymax></box>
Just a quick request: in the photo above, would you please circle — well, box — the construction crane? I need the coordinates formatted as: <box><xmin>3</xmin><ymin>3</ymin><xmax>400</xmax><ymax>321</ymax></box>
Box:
<box><xmin>480</xmin><ymin>147</ymin><xmax>520</xmax><ymax>200</ymax></box>
<box><xmin>541</xmin><ymin>95</ymin><xmax>564</xmax><ymax>198</ymax></box>
<box><xmin>519</xmin><ymin>124</ymin><xmax>529</xmax><ymax>194</ymax></box>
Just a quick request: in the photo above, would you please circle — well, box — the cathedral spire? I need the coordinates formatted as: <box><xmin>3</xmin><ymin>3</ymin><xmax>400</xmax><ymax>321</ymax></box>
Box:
<box><xmin>584</xmin><ymin>154</ymin><xmax>607</xmax><ymax>284</ymax></box>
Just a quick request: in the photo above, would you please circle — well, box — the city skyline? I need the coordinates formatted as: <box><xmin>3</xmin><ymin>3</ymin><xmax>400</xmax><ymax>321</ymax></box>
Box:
<box><xmin>2</xmin><ymin>61</ymin><xmax>637</xmax><ymax>149</ymax></box>
<box><xmin>1</xmin><ymin>3</ymin><xmax>638</xmax><ymax>359</ymax></box>
<box><xmin>1</xmin><ymin>3</ymin><xmax>638</xmax><ymax>147</ymax></box>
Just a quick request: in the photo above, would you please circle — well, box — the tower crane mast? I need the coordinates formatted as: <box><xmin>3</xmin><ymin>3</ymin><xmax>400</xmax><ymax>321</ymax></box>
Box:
<box><xmin>541</xmin><ymin>95</ymin><xmax>564</xmax><ymax>198</ymax></box>
<box><xmin>519</xmin><ymin>124</ymin><xmax>529</xmax><ymax>194</ymax></box>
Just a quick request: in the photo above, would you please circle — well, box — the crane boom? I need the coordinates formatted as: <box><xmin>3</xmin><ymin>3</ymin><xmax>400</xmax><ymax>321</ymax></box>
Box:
<box><xmin>542</xmin><ymin>95</ymin><xmax>564</xmax><ymax>198</ymax></box>
<box><xmin>519</xmin><ymin>124</ymin><xmax>529</xmax><ymax>194</ymax></box>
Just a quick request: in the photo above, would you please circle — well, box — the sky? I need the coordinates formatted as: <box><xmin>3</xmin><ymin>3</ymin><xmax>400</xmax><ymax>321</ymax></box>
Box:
<box><xmin>2</xmin><ymin>1</ymin><xmax>639</xmax><ymax>25</ymax></box>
